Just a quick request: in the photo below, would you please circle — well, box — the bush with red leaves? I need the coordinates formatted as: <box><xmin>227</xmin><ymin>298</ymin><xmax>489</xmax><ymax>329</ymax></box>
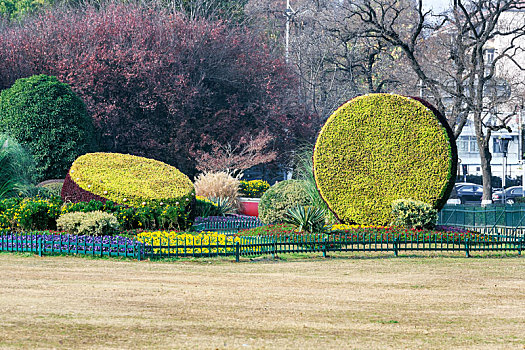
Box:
<box><xmin>0</xmin><ymin>3</ymin><xmax>316</xmax><ymax>177</ymax></box>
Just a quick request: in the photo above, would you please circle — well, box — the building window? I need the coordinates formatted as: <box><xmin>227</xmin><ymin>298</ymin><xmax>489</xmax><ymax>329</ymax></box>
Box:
<box><xmin>458</xmin><ymin>136</ymin><xmax>478</xmax><ymax>153</ymax></box>
<box><xmin>493</xmin><ymin>137</ymin><xmax>513</xmax><ymax>154</ymax></box>
<box><xmin>493</xmin><ymin>138</ymin><xmax>503</xmax><ymax>153</ymax></box>
<box><xmin>485</xmin><ymin>48</ymin><xmax>495</xmax><ymax>64</ymax></box>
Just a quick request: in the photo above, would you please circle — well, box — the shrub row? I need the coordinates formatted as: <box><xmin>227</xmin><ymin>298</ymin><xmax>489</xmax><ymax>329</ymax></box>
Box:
<box><xmin>0</xmin><ymin>196</ymin><xmax>218</xmax><ymax>232</ymax></box>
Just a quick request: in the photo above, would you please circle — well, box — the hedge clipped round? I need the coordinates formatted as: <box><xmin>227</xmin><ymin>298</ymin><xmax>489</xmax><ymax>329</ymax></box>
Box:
<box><xmin>61</xmin><ymin>153</ymin><xmax>195</xmax><ymax>209</ymax></box>
<box><xmin>259</xmin><ymin>180</ymin><xmax>312</xmax><ymax>224</ymax></box>
<box><xmin>313</xmin><ymin>94</ymin><xmax>457</xmax><ymax>226</ymax></box>
<box><xmin>0</xmin><ymin>74</ymin><xmax>95</xmax><ymax>181</ymax></box>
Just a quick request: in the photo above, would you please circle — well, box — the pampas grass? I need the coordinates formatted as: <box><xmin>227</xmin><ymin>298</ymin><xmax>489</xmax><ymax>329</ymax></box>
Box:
<box><xmin>0</xmin><ymin>134</ymin><xmax>36</xmax><ymax>199</ymax></box>
<box><xmin>194</xmin><ymin>172</ymin><xmax>241</xmax><ymax>210</ymax></box>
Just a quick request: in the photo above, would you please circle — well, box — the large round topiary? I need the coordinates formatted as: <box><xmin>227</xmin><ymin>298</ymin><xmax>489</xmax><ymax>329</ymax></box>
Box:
<box><xmin>313</xmin><ymin>94</ymin><xmax>457</xmax><ymax>226</ymax></box>
<box><xmin>259</xmin><ymin>180</ymin><xmax>312</xmax><ymax>224</ymax></box>
<box><xmin>0</xmin><ymin>74</ymin><xmax>95</xmax><ymax>181</ymax></box>
<box><xmin>61</xmin><ymin>153</ymin><xmax>195</xmax><ymax>209</ymax></box>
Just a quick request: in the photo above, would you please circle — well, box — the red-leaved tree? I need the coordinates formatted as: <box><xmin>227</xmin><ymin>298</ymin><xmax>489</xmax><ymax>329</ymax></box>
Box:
<box><xmin>0</xmin><ymin>3</ymin><xmax>315</xmax><ymax>177</ymax></box>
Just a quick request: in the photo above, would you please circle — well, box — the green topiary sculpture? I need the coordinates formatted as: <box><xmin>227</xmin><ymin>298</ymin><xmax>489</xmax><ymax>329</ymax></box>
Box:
<box><xmin>0</xmin><ymin>74</ymin><xmax>95</xmax><ymax>181</ymax></box>
<box><xmin>258</xmin><ymin>180</ymin><xmax>312</xmax><ymax>224</ymax></box>
<box><xmin>313</xmin><ymin>94</ymin><xmax>457</xmax><ymax>226</ymax></box>
<box><xmin>61</xmin><ymin>152</ymin><xmax>195</xmax><ymax>209</ymax></box>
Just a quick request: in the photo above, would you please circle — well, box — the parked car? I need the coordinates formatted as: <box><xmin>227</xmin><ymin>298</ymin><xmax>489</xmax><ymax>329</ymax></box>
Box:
<box><xmin>492</xmin><ymin>186</ymin><xmax>524</xmax><ymax>204</ymax></box>
<box><xmin>447</xmin><ymin>183</ymin><xmax>484</xmax><ymax>204</ymax></box>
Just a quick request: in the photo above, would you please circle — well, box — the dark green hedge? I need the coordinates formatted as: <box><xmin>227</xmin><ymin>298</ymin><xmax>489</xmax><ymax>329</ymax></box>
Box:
<box><xmin>0</xmin><ymin>74</ymin><xmax>95</xmax><ymax>181</ymax></box>
<box><xmin>313</xmin><ymin>94</ymin><xmax>457</xmax><ymax>226</ymax></box>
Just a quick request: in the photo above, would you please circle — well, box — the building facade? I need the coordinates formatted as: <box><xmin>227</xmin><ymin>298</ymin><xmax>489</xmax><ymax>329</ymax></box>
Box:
<box><xmin>456</xmin><ymin>6</ymin><xmax>525</xmax><ymax>183</ymax></box>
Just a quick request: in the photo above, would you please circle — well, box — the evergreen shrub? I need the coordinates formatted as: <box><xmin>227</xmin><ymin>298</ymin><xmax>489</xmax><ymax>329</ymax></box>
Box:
<box><xmin>258</xmin><ymin>180</ymin><xmax>312</xmax><ymax>224</ymax></box>
<box><xmin>391</xmin><ymin>199</ymin><xmax>437</xmax><ymax>229</ymax></box>
<box><xmin>57</xmin><ymin>211</ymin><xmax>120</xmax><ymax>236</ymax></box>
<box><xmin>0</xmin><ymin>75</ymin><xmax>95</xmax><ymax>180</ymax></box>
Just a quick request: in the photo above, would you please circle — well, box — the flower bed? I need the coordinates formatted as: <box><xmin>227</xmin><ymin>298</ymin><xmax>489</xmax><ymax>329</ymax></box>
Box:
<box><xmin>136</xmin><ymin>231</ymin><xmax>240</xmax><ymax>255</ymax></box>
<box><xmin>239</xmin><ymin>180</ymin><xmax>270</xmax><ymax>198</ymax></box>
<box><xmin>237</xmin><ymin>223</ymin><xmax>495</xmax><ymax>243</ymax></box>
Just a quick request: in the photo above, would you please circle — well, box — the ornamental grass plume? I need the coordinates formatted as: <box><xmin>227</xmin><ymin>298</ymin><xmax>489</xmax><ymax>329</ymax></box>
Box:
<box><xmin>194</xmin><ymin>171</ymin><xmax>240</xmax><ymax>210</ymax></box>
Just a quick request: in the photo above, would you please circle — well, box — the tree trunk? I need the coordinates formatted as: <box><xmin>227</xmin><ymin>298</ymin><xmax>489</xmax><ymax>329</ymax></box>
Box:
<box><xmin>474</xmin><ymin>116</ymin><xmax>493</xmax><ymax>203</ymax></box>
<box><xmin>479</xmin><ymin>144</ymin><xmax>493</xmax><ymax>203</ymax></box>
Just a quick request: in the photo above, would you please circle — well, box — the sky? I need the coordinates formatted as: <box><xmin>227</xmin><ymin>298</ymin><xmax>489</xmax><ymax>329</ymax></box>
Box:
<box><xmin>425</xmin><ymin>0</ymin><xmax>451</xmax><ymax>12</ymax></box>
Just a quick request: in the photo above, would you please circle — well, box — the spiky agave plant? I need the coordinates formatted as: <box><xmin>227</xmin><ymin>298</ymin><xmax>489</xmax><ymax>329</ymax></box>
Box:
<box><xmin>284</xmin><ymin>205</ymin><xmax>328</xmax><ymax>233</ymax></box>
<box><xmin>0</xmin><ymin>134</ymin><xmax>36</xmax><ymax>198</ymax></box>
<box><xmin>208</xmin><ymin>196</ymin><xmax>237</xmax><ymax>216</ymax></box>
<box><xmin>293</xmin><ymin>144</ymin><xmax>339</xmax><ymax>224</ymax></box>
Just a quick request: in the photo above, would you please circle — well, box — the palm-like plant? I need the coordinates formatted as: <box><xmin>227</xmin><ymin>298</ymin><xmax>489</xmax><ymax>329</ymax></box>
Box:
<box><xmin>284</xmin><ymin>205</ymin><xmax>328</xmax><ymax>233</ymax></box>
<box><xmin>208</xmin><ymin>196</ymin><xmax>237</xmax><ymax>216</ymax></box>
<box><xmin>0</xmin><ymin>135</ymin><xmax>36</xmax><ymax>199</ymax></box>
<box><xmin>294</xmin><ymin>144</ymin><xmax>338</xmax><ymax>224</ymax></box>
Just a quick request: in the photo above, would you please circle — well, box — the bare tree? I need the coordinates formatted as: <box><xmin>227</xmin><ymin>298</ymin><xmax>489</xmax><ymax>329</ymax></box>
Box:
<box><xmin>165</xmin><ymin>0</ymin><xmax>247</xmax><ymax>22</ymax></box>
<box><xmin>191</xmin><ymin>131</ymin><xmax>277</xmax><ymax>177</ymax></box>
<box><xmin>334</xmin><ymin>0</ymin><xmax>525</xmax><ymax>201</ymax></box>
<box><xmin>245</xmin><ymin>0</ymin><xmax>417</xmax><ymax>119</ymax></box>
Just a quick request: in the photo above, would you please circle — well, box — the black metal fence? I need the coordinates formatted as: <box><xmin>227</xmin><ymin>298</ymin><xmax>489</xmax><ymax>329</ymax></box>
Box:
<box><xmin>1</xmin><ymin>231</ymin><xmax>522</xmax><ymax>261</ymax></box>
<box><xmin>437</xmin><ymin>204</ymin><xmax>525</xmax><ymax>236</ymax></box>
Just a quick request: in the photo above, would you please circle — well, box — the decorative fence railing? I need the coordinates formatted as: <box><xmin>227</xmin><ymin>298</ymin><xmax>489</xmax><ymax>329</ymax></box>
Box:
<box><xmin>1</xmin><ymin>232</ymin><xmax>522</xmax><ymax>261</ymax></box>
<box><xmin>0</xmin><ymin>234</ymin><xmax>140</xmax><ymax>258</ymax></box>
<box><xmin>193</xmin><ymin>216</ymin><xmax>263</xmax><ymax>234</ymax></box>
<box><xmin>437</xmin><ymin>204</ymin><xmax>525</xmax><ymax>236</ymax></box>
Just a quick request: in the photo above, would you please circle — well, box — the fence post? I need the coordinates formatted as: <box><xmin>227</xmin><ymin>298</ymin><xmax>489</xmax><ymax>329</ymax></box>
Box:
<box><xmin>519</xmin><ymin>238</ymin><xmax>523</xmax><ymax>256</ymax></box>
<box><xmin>393</xmin><ymin>238</ymin><xmax>399</xmax><ymax>257</ymax></box>
<box><xmin>136</xmin><ymin>242</ymin><xmax>142</xmax><ymax>261</ymax></box>
<box><xmin>235</xmin><ymin>242</ymin><xmax>240</xmax><ymax>262</ymax></box>
<box><xmin>38</xmin><ymin>237</ymin><xmax>43</xmax><ymax>257</ymax></box>
<box><xmin>322</xmin><ymin>236</ymin><xmax>327</xmax><ymax>258</ymax></box>
<box><xmin>273</xmin><ymin>236</ymin><xmax>277</xmax><ymax>258</ymax></box>
<box><xmin>465</xmin><ymin>238</ymin><xmax>470</xmax><ymax>258</ymax></box>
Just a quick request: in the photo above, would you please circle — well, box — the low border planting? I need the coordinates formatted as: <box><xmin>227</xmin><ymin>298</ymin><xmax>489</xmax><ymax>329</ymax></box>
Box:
<box><xmin>1</xmin><ymin>224</ymin><xmax>522</xmax><ymax>261</ymax></box>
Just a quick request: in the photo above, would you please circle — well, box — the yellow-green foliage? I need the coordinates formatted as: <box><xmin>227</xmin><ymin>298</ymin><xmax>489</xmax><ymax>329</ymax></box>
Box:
<box><xmin>57</xmin><ymin>211</ymin><xmax>119</xmax><ymax>236</ymax></box>
<box><xmin>313</xmin><ymin>94</ymin><xmax>455</xmax><ymax>226</ymax></box>
<box><xmin>259</xmin><ymin>180</ymin><xmax>312</xmax><ymax>224</ymax></box>
<box><xmin>239</xmin><ymin>180</ymin><xmax>270</xmax><ymax>198</ymax></box>
<box><xmin>68</xmin><ymin>153</ymin><xmax>194</xmax><ymax>208</ymax></box>
<box><xmin>0</xmin><ymin>197</ymin><xmax>61</xmax><ymax>231</ymax></box>
<box><xmin>391</xmin><ymin>199</ymin><xmax>437</xmax><ymax>229</ymax></box>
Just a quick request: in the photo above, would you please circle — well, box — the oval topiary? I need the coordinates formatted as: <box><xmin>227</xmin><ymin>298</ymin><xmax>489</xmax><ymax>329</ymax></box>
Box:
<box><xmin>61</xmin><ymin>153</ymin><xmax>195</xmax><ymax>209</ymax></box>
<box><xmin>0</xmin><ymin>74</ymin><xmax>96</xmax><ymax>181</ymax></box>
<box><xmin>313</xmin><ymin>94</ymin><xmax>457</xmax><ymax>226</ymax></box>
<box><xmin>258</xmin><ymin>180</ymin><xmax>312</xmax><ymax>224</ymax></box>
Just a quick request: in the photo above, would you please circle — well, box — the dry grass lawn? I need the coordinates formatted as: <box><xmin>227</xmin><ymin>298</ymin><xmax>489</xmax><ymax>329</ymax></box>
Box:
<box><xmin>0</xmin><ymin>252</ymin><xmax>523</xmax><ymax>349</ymax></box>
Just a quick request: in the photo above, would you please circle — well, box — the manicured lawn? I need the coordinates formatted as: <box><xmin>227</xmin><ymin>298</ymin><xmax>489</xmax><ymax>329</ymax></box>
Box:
<box><xmin>0</xmin><ymin>253</ymin><xmax>523</xmax><ymax>349</ymax></box>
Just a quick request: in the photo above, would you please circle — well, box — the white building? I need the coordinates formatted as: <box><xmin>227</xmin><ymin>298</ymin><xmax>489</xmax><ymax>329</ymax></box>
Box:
<box><xmin>456</xmin><ymin>6</ymin><xmax>525</xmax><ymax>182</ymax></box>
